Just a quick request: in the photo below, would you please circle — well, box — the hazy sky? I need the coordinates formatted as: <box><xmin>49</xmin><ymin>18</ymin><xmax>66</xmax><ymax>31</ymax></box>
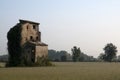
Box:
<box><xmin>1</xmin><ymin>0</ymin><xmax>120</xmax><ymax>57</ymax></box>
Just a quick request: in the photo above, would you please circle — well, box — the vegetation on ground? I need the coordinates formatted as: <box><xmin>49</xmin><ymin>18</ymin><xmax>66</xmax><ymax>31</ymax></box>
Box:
<box><xmin>48</xmin><ymin>49</ymin><xmax>95</xmax><ymax>62</ymax></box>
<box><xmin>71</xmin><ymin>46</ymin><xmax>81</xmax><ymax>62</ymax></box>
<box><xmin>1</xmin><ymin>62</ymin><xmax>120</xmax><ymax>80</ymax></box>
<box><xmin>98</xmin><ymin>43</ymin><xmax>117</xmax><ymax>62</ymax></box>
<box><xmin>7</xmin><ymin>23</ymin><xmax>22</xmax><ymax>67</ymax></box>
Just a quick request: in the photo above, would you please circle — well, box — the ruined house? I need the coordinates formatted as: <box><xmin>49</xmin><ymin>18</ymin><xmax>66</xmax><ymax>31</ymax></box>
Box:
<box><xmin>20</xmin><ymin>19</ymin><xmax>48</xmax><ymax>63</ymax></box>
<box><xmin>7</xmin><ymin>19</ymin><xmax>48</xmax><ymax>65</ymax></box>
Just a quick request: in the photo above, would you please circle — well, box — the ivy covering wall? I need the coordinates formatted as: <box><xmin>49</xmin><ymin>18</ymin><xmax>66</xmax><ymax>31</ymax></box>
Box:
<box><xmin>7</xmin><ymin>23</ymin><xmax>22</xmax><ymax>67</ymax></box>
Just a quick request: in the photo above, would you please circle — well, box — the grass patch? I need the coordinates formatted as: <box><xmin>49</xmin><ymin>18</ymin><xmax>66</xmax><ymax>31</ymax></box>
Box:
<box><xmin>0</xmin><ymin>62</ymin><xmax>120</xmax><ymax>80</ymax></box>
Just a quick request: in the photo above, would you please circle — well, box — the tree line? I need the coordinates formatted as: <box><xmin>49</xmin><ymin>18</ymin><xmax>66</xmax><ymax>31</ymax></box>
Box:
<box><xmin>48</xmin><ymin>50</ymin><xmax>96</xmax><ymax>62</ymax></box>
<box><xmin>72</xmin><ymin>43</ymin><xmax>118</xmax><ymax>62</ymax></box>
<box><xmin>48</xmin><ymin>43</ymin><xmax>120</xmax><ymax>62</ymax></box>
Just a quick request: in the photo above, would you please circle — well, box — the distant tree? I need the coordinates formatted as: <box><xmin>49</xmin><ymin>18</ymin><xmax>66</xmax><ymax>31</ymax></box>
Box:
<box><xmin>48</xmin><ymin>50</ymin><xmax>71</xmax><ymax>61</ymax></box>
<box><xmin>54</xmin><ymin>59</ymin><xmax>60</xmax><ymax>62</ymax></box>
<box><xmin>98</xmin><ymin>53</ymin><xmax>105</xmax><ymax>61</ymax></box>
<box><xmin>71</xmin><ymin>46</ymin><xmax>81</xmax><ymax>62</ymax></box>
<box><xmin>61</xmin><ymin>55</ymin><xmax>67</xmax><ymax>62</ymax></box>
<box><xmin>103</xmin><ymin>43</ymin><xmax>117</xmax><ymax>62</ymax></box>
<box><xmin>79</xmin><ymin>56</ymin><xmax>84</xmax><ymax>62</ymax></box>
<box><xmin>117</xmin><ymin>55</ymin><xmax>120</xmax><ymax>62</ymax></box>
<box><xmin>48</xmin><ymin>50</ymin><xmax>57</xmax><ymax>61</ymax></box>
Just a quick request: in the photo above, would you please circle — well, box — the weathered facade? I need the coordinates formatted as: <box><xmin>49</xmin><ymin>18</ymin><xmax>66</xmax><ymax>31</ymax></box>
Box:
<box><xmin>19</xmin><ymin>19</ymin><xmax>48</xmax><ymax>63</ymax></box>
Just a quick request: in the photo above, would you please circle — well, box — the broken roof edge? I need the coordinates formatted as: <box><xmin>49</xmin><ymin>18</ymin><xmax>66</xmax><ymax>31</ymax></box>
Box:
<box><xmin>27</xmin><ymin>41</ymin><xmax>48</xmax><ymax>46</ymax></box>
<box><xmin>19</xmin><ymin>19</ymin><xmax>40</xmax><ymax>25</ymax></box>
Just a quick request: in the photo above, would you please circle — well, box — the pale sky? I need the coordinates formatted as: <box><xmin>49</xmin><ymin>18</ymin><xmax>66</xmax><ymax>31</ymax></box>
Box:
<box><xmin>1</xmin><ymin>0</ymin><xmax>120</xmax><ymax>57</ymax></box>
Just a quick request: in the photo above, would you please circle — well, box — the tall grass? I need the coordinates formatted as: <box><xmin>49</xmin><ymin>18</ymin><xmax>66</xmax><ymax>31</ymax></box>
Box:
<box><xmin>0</xmin><ymin>62</ymin><xmax>120</xmax><ymax>80</ymax></box>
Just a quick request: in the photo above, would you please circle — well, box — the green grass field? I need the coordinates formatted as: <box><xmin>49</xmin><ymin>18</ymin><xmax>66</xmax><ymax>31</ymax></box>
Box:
<box><xmin>0</xmin><ymin>62</ymin><xmax>120</xmax><ymax>80</ymax></box>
